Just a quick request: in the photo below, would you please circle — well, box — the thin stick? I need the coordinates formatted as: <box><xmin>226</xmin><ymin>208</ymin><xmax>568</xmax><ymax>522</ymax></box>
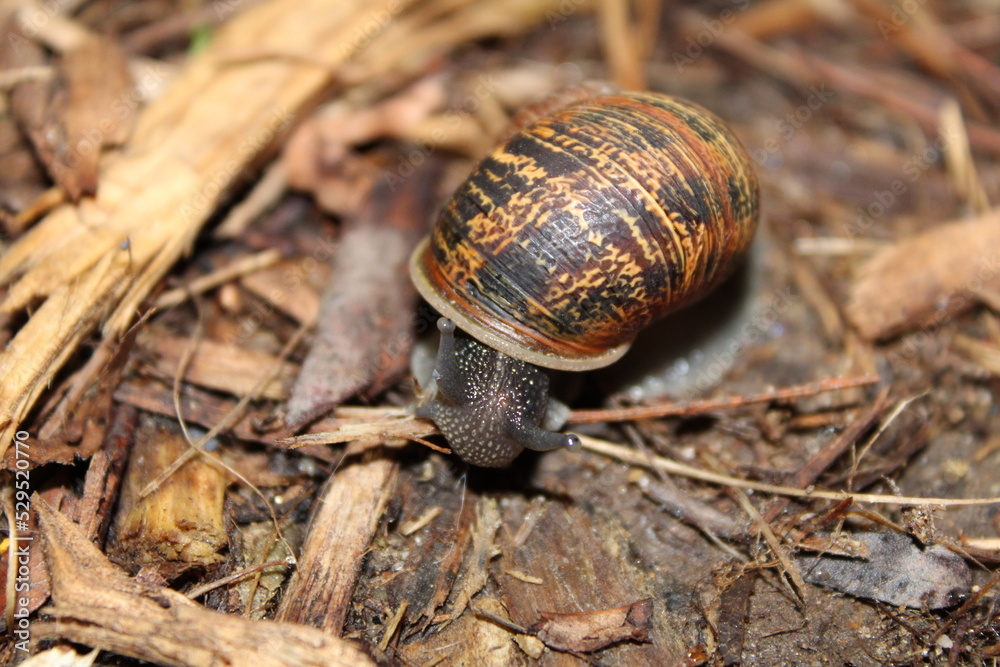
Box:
<box><xmin>186</xmin><ymin>560</ymin><xmax>293</xmax><ymax>600</ymax></box>
<box><xmin>728</xmin><ymin>481</ymin><xmax>807</xmax><ymax>601</ymax></box>
<box><xmin>578</xmin><ymin>435</ymin><xmax>1000</xmax><ymax>507</ymax></box>
<box><xmin>153</xmin><ymin>249</ymin><xmax>282</xmax><ymax>310</ymax></box>
<box><xmin>569</xmin><ymin>375</ymin><xmax>879</xmax><ymax>424</ymax></box>
<box><xmin>0</xmin><ymin>65</ymin><xmax>52</xmax><ymax>89</ymax></box>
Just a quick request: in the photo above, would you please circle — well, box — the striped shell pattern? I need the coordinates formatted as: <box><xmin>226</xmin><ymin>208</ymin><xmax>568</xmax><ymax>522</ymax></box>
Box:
<box><xmin>410</xmin><ymin>92</ymin><xmax>760</xmax><ymax>371</ymax></box>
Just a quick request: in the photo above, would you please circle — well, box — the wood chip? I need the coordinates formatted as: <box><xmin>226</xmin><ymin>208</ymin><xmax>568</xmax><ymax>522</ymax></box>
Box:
<box><xmin>399</xmin><ymin>506</ymin><xmax>442</xmax><ymax>536</ymax></box>
<box><xmin>714</xmin><ymin>570</ymin><xmax>754</xmax><ymax>666</ymax></box>
<box><xmin>439</xmin><ymin>497</ymin><xmax>501</xmax><ymax>625</ymax></box>
<box><xmin>952</xmin><ymin>333</ymin><xmax>1000</xmax><ymax>375</ymax></box>
<box><xmin>503</xmin><ymin>569</ymin><xmax>544</xmax><ymax>584</ymax></box>
<box><xmin>76</xmin><ymin>405</ymin><xmax>135</xmax><ymax>544</ymax></box>
<box><xmin>143</xmin><ymin>334</ymin><xmax>299</xmax><ymax>401</ymax></box>
<box><xmin>34</xmin><ymin>497</ymin><xmax>374</xmax><ymax>666</ymax></box>
<box><xmin>239</xmin><ymin>258</ymin><xmax>324</xmax><ymax>325</ymax></box>
<box><xmin>108</xmin><ymin>417</ymin><xmax>229</xmax><ymax>568</ymax></box>
<box><xmin>275</xmin><ymin>452</ymin><xmax>398</xmax><ymax>633</ymax></box>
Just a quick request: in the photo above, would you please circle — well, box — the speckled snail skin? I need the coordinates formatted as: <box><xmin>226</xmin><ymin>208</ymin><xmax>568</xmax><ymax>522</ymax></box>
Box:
<box><xmin>410</xmin><ymin>90</ymin><xmax>760</xmax><ymax>467</ymax></box>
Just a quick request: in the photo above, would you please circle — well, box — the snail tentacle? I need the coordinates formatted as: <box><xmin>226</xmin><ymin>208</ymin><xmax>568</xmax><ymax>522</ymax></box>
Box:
<box><xmin>506</xmin><ymin>418</ymin><xmax>577</xmax><ymax>453</ymax></box>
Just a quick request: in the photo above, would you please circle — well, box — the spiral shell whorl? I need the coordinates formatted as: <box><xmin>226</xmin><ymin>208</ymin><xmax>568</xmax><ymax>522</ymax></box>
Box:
<box><xmin>411</xmin><ymin>92</ymin><xmax>760</xmax><ymax>371</ymax></box>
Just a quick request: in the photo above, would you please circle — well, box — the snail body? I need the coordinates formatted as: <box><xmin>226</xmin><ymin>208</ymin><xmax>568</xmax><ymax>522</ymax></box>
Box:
<box><xmin>411</xmin><ymin>90</ymin><xmax>760</xmax><ymax>467</ymax></box>
<box><xmin>414</xmin><ymin>319</ymin><xmax>580</xmax><ymax>467</ymax></box>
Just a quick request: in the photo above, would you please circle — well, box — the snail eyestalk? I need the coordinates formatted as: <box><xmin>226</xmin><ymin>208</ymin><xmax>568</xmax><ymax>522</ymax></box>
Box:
<box><xmin>415</xmin><ymin>318</ymin><xmax>580</xmax><ymax>467</ymax></box>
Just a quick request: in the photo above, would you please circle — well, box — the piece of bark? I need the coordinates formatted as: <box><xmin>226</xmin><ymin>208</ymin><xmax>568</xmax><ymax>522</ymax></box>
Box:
<box><xmin>33</xmin><ymin>497</ymin><xmax>375</xmax><ymax>666</ymax></box>
<box><xmin>108</xmin><ymin>416</ymin><xmax>228</xmax><ymax>569</ymax></box>
<box><xmin>713</xmin><ymin>571</ymin><xmax>754</xmax><ymax>666</ymax></box>
<box><xmin>275</xmin><ymin>451</ymin><xmax>398</xmax><ymax>633</ymax></box>
<box><xmin>142</xmin><ymin>333</ymin><xmax>299</xmax><ymax>401</ymax></box>
<box><xmin>239</xmin><ymin>258</ymin><xmax>323</xmax><ymax>325</ymax></box>
<box><xmin>437</xmin><ymin>497</ymin><xmax>502</xmax><ymax>625</ymax></box>
<box><xmin>846</xmin><ymin>209</ymin><xmax>1000</xmax><ymax>340</ymax></box>
<box><xmin>498</xmin><ymin>502</ymin><xmax>674</xmax><ymax>665</ymax></box>
<box><xmin>283</xmin><ymin>156</ymin><xmax>441</xmax><ymax>429</ymax></box>
<box><xmin>529</xmin><ymin>598</ymin><xmax>653</xmax><ymax>653</ymax></box>
<box><xmin>77</xmin><ymin>404</ymin><xmax>135</xmax><ymax>545</ymax></box>
<box><xmin>377</xmin><ymin>462</ymin><xmax>475</xmax><ymax>632</ymax></box>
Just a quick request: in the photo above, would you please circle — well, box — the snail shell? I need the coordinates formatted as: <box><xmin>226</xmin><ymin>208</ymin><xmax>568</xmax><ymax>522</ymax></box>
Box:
<box><xmin>409</xmin><ymin>91</ymin><xmax>760</xmax><ymax>371</ymax></box>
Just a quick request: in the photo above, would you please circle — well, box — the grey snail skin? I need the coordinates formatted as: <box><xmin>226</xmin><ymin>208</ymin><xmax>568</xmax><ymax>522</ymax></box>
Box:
<box><xmin>409</xmin><ymin>90</ymin><xmax>760</xmax><ymax>467</ymax></box>
<box><xmin>414</xmin><ymin>318</ymin><xmax>581</xmax><ymax>467</ymax></box>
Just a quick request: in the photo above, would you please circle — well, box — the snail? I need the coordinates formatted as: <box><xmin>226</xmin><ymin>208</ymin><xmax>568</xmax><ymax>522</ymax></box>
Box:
<box><xmin>410</xmin><ymin>90</ymin><xmax>760</xmax><ymax>467</ymax></box>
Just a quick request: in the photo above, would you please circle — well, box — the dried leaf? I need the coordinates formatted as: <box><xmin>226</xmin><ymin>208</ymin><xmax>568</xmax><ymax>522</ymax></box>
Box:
<box><xmin>846</xmin><ymin>209</ymin><xmax>1000</xmax><ymax>340</ymax></box>
<box><xmin>10</xmin><ymin>32</ymin><xmax>134</xmax><ymax>201</ymax></box>
<box><xmin>795</xmin><ymin>531</ymin><xmax>971</xmax><ymax>609</ymax></box>
<box><xmin>529</xmin><ymin>598</ymin><xmax>653</xmax><ymax>653</ymax></box>
<box><xmin>48</xmin><ymin>34</ymin><xmax>135</xmax><ymax>199</ymax></box>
